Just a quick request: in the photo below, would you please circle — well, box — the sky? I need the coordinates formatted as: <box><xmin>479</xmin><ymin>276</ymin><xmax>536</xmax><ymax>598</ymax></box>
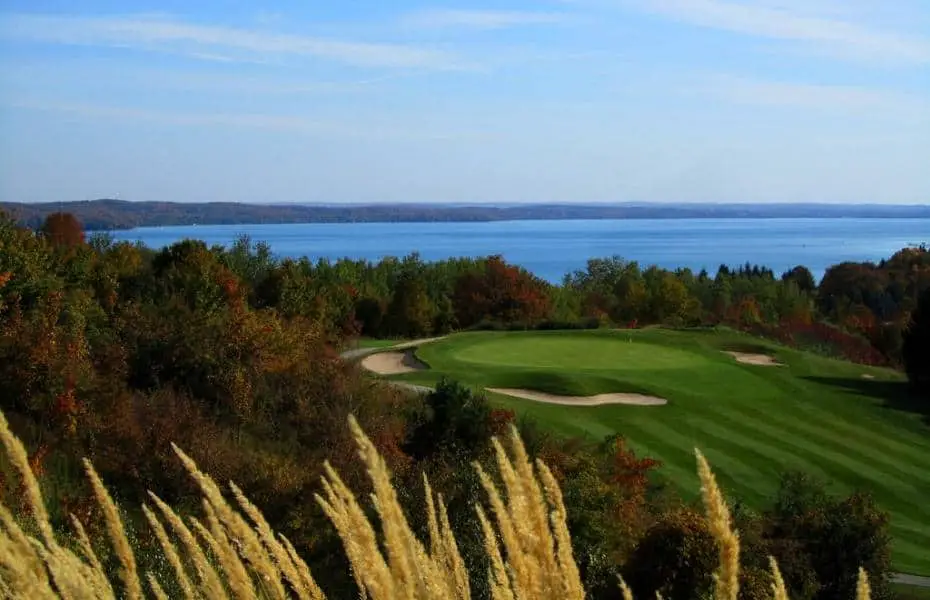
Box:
<box><xmin>0</xmin><ymin>1</ymin><xmax>928</xmax><ymax>205</ymax></box>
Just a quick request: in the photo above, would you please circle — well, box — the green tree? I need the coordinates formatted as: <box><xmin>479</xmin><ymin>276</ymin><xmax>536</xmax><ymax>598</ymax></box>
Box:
<box><xmin>644</xmin><ymin>268</ymin><xmax>692</xmax><ymax>324</ymax></box>
<box><xmin>765</xmin><ymin>472</ymin><xmax>892</xmax><ymax>600</ymax></box>
<box><xmin>386</xmin><ymin>272</ymin><xmax>435</xmax><ymax>337</ymax></box>
<box><xmin>782</xmin><ymin>265</ymin><xmax>817</xmax><ymax>295</ymax></box>
<box><xmin>404</xmin><ymin>378</ymin><xmax>492</xmax><ymax>459</ymax></box>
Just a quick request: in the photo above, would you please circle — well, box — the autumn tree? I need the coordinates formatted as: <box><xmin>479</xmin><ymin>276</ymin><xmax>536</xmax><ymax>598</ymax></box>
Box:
<box><xmin>39</xmin><ymin>212</ymin><xmax>85</xmax><ymax>248</ymax></box>
<box><xmin>453</xmin><ymin>255</ymin><xmax>551</xmax><ymax>327</ymax></box>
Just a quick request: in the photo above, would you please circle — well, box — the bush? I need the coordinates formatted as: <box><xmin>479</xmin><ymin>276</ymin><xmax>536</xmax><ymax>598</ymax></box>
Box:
<box><xmin>403</xmin><ymin>378</ymin><xmax>494</xmax><ymax>460</ymax></box>
<box><xmin>624</xmin><ymin>509</ymin><xmax>717</xmax><ymax>600</ymax></box>
<box><xmin>2</xmin><ymin>407</ymin><xmax>883</xmax><ymax>600</ymax></box>
<box><xmin>765</xmin><ymin>472</ymin><xmax>892</xmax><ymax>600</ymax></box>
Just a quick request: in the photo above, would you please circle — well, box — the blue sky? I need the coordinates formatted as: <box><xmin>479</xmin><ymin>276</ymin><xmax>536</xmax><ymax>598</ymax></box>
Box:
<box><xmin>1</xmin><ymin>0</ymin><xmax>928</xmax><ymax>204</ymax></box>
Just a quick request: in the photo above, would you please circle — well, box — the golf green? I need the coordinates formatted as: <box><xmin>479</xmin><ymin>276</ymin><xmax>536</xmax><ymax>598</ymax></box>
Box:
<box><xmin>382</xmin><ymin>328</ymin><xmax>930</xmax><ymax>575</ymax></box>
<box><xmin>451</xmin><ymin>335</ymin><xmax>707</xmax><ymax>370</ymax></box>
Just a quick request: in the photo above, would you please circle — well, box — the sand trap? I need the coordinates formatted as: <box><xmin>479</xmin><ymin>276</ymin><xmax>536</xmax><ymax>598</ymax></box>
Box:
<box><xmin>361</xmin><ymin>350</ymin><xmax>428</xmax><ymax>375</ymax></box>
<box><xmin>724</xmin><ymin>351</ymin><xmax>783</xmax><ymax>367</ymax></box>
<box><xmin>487</xmin><ymin>388</ymin><xmax>667</xmax><ymax>406</ymax></box>
<box><xmin>862</xmin><ymin>374</ymin><xmax>876</xmax><ymax>380</ymax></box>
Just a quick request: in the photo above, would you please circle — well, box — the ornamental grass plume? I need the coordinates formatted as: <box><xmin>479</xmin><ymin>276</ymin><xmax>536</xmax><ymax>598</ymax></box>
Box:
<box><xmin>856</xmin><ymin>568</ymin><xmax>871</xmax><ymax>600</ymax></box>
<box><xmin>84</xmin><ymin>458</ymin><xmax>144</xmax><ymax>600</ymax></box>
<box><xmin>695</xmin><ymin>449</ymin><xmax>740</xmax><ymax>600</ymax></box>
<box><xmin>769</xmin><ymin>556</ymin><xmax>789</xmax><ymax>600</ymax></box>
<box><xmin>0</xmin><ymin>407</ymin><xmax>878</xmax><ymax>600</ymax></box>
<box><xmin>314</xmin><ymin>414</ymin><xmax>471</xmax><ymax>600</ymax></box>
<box><xmin>473</xmin><ymin>426</ymin><xmax>585</xmax><ymax>600</ymax></box>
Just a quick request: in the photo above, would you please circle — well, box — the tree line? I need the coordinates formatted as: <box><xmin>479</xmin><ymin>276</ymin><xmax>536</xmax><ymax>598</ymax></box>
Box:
<box><xmin>0</xmin><ymin>211</ymin><xmax>924</xmax><ymax>598</ymax></box>
<box><xmin>4</xmin><ymin>198</ymin><xmax>930</xmax><ymax>230</ymax></box>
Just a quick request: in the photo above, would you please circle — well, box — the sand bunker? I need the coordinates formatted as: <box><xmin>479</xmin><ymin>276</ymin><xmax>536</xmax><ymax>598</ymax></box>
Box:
<box><xmin>361</xmin><ymin>350</ymin><xmax>428</xmax><ymax>375</ymax></box>
<box><xmin>724</xmin><ymin>351</ymin><xmax>783</xmax><ymax>367</ymax></box>
<box><xmin>487</xmin><ymin>388</ymin><xmax>667</xmax><ymax>406</ymax></box>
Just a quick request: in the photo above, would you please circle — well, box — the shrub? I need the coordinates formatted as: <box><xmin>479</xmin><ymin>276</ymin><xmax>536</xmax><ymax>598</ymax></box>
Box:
<box><xmin>764</xmin><ymin>472</ymin><xmax>892</xmax><ymax>600</ymax></box>
<box><xmin>624</xmin><ymin>509</ymin><xmax>717</xmax><ymax>600</ymax></box>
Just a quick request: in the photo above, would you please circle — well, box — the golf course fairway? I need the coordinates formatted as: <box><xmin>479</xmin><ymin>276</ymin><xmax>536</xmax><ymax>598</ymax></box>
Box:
<box><xmin>372</xmin><ymin>328</ymin><xmax>930</xmax><ymax>575</ymax></box>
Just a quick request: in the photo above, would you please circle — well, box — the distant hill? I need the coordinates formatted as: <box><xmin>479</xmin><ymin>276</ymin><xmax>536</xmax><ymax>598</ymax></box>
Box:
<box><xmin>2</xmin><ymin>199</ymin><xmax>929</xmax><ymax>231</ymax></box>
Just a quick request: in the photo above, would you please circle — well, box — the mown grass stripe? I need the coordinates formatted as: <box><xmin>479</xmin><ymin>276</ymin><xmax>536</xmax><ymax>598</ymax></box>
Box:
<box><xmin>396</xmin><ymin>328</ymin><xmax>930</xmax><ymax>574</ymax></box>
<box><xmin>724</xmin><ymin>403</ymin><xmax>930</xmax><ymax>487</ymax></box>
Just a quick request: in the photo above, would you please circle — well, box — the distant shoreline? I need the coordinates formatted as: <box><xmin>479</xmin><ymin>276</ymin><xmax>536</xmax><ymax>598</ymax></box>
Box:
<box><xmin>3</xmin><ymin>199</ymin><xmax>930</xmax><ymax>231</ymax></box>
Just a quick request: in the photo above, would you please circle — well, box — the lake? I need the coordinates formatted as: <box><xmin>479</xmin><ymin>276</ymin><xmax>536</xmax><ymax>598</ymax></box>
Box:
<box><xmin>109</xmin><ymin>218</ymin><xmax>930</xmax><ymax>283</ymax></box>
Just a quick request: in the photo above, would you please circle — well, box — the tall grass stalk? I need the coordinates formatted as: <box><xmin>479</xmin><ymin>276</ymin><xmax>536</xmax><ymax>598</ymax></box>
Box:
<box><xmin>0</xmin><ymin>408</ymin><xmax>875</xmax><ymax>599</ymax></box>
<box><xmin>696</xmin><ymin>449</ymin><xmax>740</xmax><ymax>600</ymax></box>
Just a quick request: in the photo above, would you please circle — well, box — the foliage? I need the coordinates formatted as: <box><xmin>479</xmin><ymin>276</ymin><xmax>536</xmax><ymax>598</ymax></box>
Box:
<box><xmin>624</xmin><ymin>508</ymin><xmax>717</xmax><ymax>600</ymax></box>
<box><xmin>11</xmin><ymin>199</ymin><xmax>923</xmax><ymax>230</ymax></box>
<box><xmin>765</xmin><ymin>473</ymin><xmax>892</xmax><ymax>600</ymax></box>
<box><xmin>782</xmin><ymin>266</ymin><xmax>817</xmax><ymax>295</ymax></box>
<box><xmin>0</xmin><ymin>408</ymin><xmax>880</xmax><ymax>600</ymax></box>
<box><xmin>453</xmin><ymin>256</ymin><xmax>552</xmax><ymax>328</ymax></box>
<box><xmin>404</xmin><ymin>379</ymin><xmax>495</xmax><ymax>460</ymax></box>
<box><xmin>39</xmin><ymin>212</ymin><xmax>86</xmax><ymax>248</ymax></box>
<box><xmin>903</xmin><ymin>288</ymin><xmax>930</xmax><ymax>398</ymax></box>
<box><xmin>0</xmin><ymin>212</ymin><xmax>917</xmax><ymax>595</ymax></box>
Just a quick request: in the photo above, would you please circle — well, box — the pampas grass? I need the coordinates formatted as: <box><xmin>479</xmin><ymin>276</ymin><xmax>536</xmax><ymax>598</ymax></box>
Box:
<box><xmin>769</xmin><ymin>556</ymin><xmax>789</xmax><ymax>600</ymax></box>
<box><xmin>84</xmin><ymin>458</ymin><xmax>144</xmax><ymax>600</ymax></box>
<box><xmin>0</xmin><ymin>407</ymin><xmax>876</xmax><ymax>599</ymax></box>
<box><xmin>695</xmin><ymin>449</ymin><xmax>740</xmax><ymax>600</ymax></box>
<box><xmin>857</xmin><ymin>568</ymin><xmax>871</xmax><ymax>600</ymax></box>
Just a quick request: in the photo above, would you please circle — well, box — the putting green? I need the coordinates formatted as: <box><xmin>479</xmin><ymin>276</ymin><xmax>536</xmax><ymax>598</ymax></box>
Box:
<box><xmin>382</xmin><ymin>328</ymin><xmax>930</xmax><ymax>575</ymax></box>
<box><xmin>451</xmin><ymin>335</ymin><xmax>707</xmax><ymax>370</ymax></box>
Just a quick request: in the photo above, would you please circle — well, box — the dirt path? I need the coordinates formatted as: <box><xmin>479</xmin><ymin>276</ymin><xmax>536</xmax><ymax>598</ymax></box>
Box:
<box><xmin>893</xmin><ymin>573</ymin><xmax>930</xmax><ymax>588</ymax></box>
<box><xmin>340</xmin><ymin>336</ymin><xmax>447</xmax><ymax>361</ymax></box>
<box><xmin>486</xmin><ymin>388</ymin><xmax>667</xmax><ymax>406</ymax></box>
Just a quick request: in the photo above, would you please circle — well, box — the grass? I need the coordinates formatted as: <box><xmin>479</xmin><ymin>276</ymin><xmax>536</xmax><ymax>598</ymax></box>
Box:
<box><xmin>381</xmin><ymin>328</ymin><xmax>930</xmax><ymax>576</ymax></box>
<box><xmin>894</xmin><ymin>584</ymin><xmax>930</xmax><ymax>600</ymax></box>
<box><xmin>354</xmin><ymin>338</ymin><xmax>407</xmax><ymax>349</ymax></box>
<box><xmin>0</xmin><ymin>393</ymin><xmax>884</xmax><ymax>598</ymax></box>
<box><xmin>1</xmin><ymin>404</ymin><xmax>879</xmax><ymax>600</ymax></box>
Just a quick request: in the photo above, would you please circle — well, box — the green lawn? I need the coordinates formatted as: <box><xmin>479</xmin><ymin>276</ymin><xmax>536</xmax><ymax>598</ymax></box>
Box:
<box><xmin>894</xmin><ymin>584</ymin><xmax>930</xmax><ymax>600</ymax></box>
<box><xmin>354</xmin><ymin>338</ymin><xmax>405</xmax><ymax>350</ymax></box>
<box><xmin>382</xmin><ymin>328</ymin><xmax>930</xmax><ymax>575</ymax></box>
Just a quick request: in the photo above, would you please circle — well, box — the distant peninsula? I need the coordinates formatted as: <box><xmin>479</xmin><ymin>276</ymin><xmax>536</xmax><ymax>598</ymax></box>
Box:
<box><xmin>2</xmin><ymin>199</ymin><xmax>929</xmax><ymax>231</ymax></box>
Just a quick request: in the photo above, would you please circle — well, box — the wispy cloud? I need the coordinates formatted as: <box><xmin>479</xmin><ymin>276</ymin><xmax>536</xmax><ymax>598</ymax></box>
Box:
<box><xmin>628</xmin><ymin>0</ymin><xmax>930</xmax><ymax>65</ymax></box>
<box><xmin>400</xmin><ymin>8</ymin><xmax>572</xmax><ymax>30</ymax></box>
<box><xmin>690</xmin><ymin>74</ymin><xmax>930</xmax><ymax>116</ymax></box>
<box><xmin>0</xmin><ymin>13</ymin><xmax>467</xmax><ymax>69</ymax></box>
<box><xmin>4</xmin><ymin>99</ymin><xmax>496</xmax><ymax>141</ymax></box>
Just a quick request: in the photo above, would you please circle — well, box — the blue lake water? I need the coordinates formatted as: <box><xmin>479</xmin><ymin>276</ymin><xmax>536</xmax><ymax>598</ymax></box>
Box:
<box><xmin>109</xmin><ymin>218</ymin><xmax>930</xmax><ymax>283</ymax></box>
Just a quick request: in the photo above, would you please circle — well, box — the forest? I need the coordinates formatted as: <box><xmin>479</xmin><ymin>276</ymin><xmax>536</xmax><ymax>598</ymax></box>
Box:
<box><xmin>1</xmin><ymin>210</ymin><xmax>928</xmax><ymax>599</ymax></box>
<box><xmin>3</xmin><ymin>199</ymin><xmax>930</xmax><ymax>231</ymax></box>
